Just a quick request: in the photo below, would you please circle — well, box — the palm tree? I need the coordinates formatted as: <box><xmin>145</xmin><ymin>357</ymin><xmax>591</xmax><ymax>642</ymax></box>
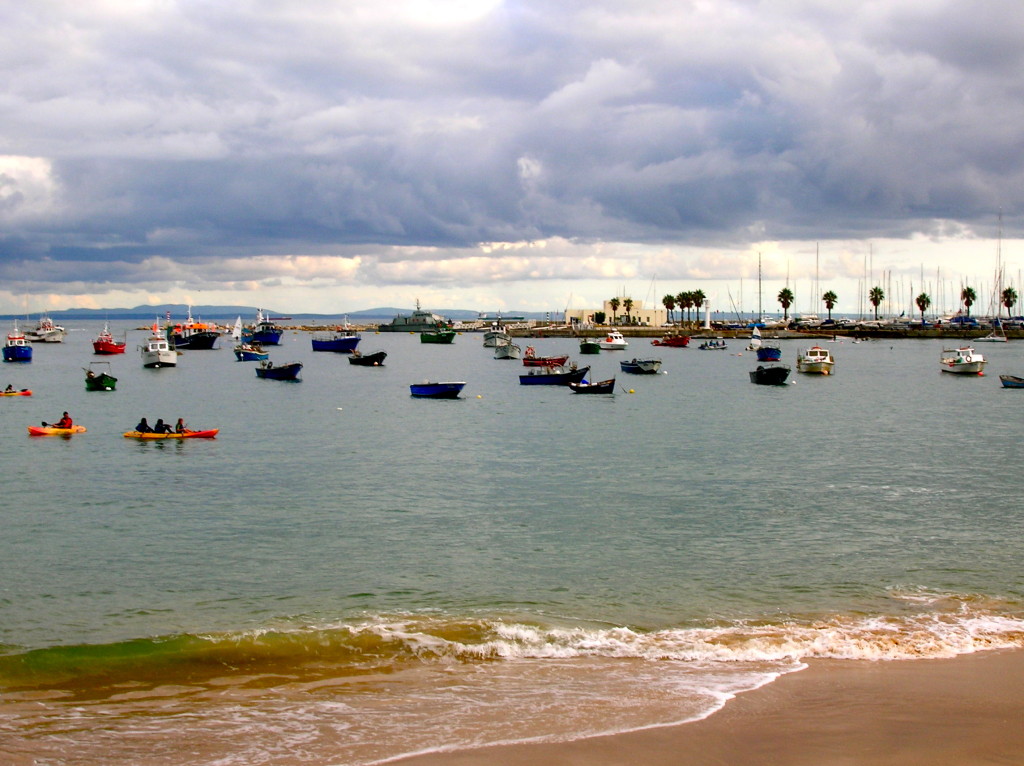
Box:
<box><xmin>822</xmin><ymin>290</ymin><xmax>837</xmax><ymax>321</ymax></box>
<box><xmin>915</xmin><ymin>293</ymin><xmax>931</xmax><ymax>323</ymax></box>
<box><xmin>677</xmin><ymin>291</ymin><xmax>692</xmax><ymax>324</ymax></box>
<box><xmin>608</xmin><ymin>297</ymin><xmax>620</xmax><ymax>324</ymax></box>
<box><xmin>869</xmin><ymin>286</ymin><xmax>884</xmax><ymax>320</ymax></box>
<box><xmin>960</xmin><ymin>286</ymin><xmax>976</xmax><ymax>319</ymax></box>
<box><xmin>691</xmin><ymin>290</ymin><xmax>706</xmax><ymax>326</ymax></box>
<box><xmin>777</xmin><ymin>287</ymin><xmax>794</xmax><ymax>322</ymax></box>
<box><xmin>622</xmin><ymin>297</ymin><xmax>634</xmax><ymax>324</ymax></box>
<box><xmin>1001</xmin><ymin>286</ymin><xmax>1017</xmax><ymax>319</ymax></box>
<box><xmin>662</xmin><ymin>294</ymin><xmax>677</xmax><ymax>324</ymax></box>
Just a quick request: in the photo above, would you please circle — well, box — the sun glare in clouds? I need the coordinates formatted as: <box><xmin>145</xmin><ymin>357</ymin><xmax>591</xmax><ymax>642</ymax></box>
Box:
<box><xmin>389</xmin><ymin>0</ymin><xmax>502</xmax><ymax>26</ymax></box>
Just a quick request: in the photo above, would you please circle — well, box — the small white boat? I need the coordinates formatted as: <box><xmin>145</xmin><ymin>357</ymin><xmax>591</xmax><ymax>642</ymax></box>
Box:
<box><xmin>597</xmin><ymin>330</ymin><xmax>628</xmax><ymax>350</ymax></box>
<box><xmin>940</xmin><ymin>346</ymin><xmax>986</xmax><ymax>375</ymax></box>
<box><xmin>493</xmin><ymin>339</ymin><xmax>522</xmax><ymax>359</ymax></box>
<box><xmin>796</xmin><ymin>345</ymin><xmax>835</xmax><ymax>375</ymax></box>
<box><xmin>482</xmin><ymin>323</ymin><xmax>511</xmax><ymax>348</ymax></box>
<box><xmin>975</xmin><ymin>324</ymin><xmax>1008</xmax><ymax>343</ymax></box>
<box><xmin>140</xmin><ymin>321</ymin><xmax>177</xmax><ymax>368</ymax></box>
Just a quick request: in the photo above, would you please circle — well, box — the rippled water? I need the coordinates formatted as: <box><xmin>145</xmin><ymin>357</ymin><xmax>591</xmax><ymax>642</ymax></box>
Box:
<box><xmin>2</xmin><ymin>323</ymin><xmax>1023</xmax><ymax>764</ymax></box>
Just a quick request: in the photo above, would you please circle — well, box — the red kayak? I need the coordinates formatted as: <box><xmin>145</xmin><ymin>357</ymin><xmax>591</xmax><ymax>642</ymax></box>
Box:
<box><xmin>123</xmin><ymin>429</ymin><xmax>219</xmax><ymax>439</ymax></box>
<box><xmin>28</xmin><ymin>425</ymin><xmax>86</xmax><ymax>436</ymax></box>
<box><xmin>1</xmin><ymin>389</ymin><xmax>32</xmax><ymax>396</ymax></box>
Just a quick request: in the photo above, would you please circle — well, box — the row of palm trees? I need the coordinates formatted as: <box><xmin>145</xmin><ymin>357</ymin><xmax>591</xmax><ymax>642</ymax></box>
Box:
<box><xmin>645</xmin><ymin>285</ymin><xmax>1020</xmax><ymax>325</ymax></box>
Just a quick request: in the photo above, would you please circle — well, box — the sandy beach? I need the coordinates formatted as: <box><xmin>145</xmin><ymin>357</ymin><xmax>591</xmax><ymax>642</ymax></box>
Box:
<box><xmin>392</xmin><ymin>650</ymin><xmax>1024</xmax><ymax>766</ymax></box>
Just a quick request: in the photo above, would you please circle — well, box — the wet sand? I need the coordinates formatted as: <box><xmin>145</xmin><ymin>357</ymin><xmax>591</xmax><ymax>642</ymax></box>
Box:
<box><xmin>392</xmin><ymin>650</ymin><xmax>1024</xmax><ymax>766</ymax></box>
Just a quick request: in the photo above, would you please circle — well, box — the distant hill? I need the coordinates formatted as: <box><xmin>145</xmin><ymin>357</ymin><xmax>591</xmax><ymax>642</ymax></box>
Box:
<box><xmin>1</xmin><ymin>305</ymin><xmax>546</xmax><ymax>321</ymax></box>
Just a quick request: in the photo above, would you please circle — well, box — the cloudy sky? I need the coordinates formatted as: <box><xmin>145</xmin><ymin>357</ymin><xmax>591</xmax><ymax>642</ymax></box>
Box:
<box><xmin>2</xmin><ymin>0</ymin><xmax>1022</xmax><ymax>317</ymax></box>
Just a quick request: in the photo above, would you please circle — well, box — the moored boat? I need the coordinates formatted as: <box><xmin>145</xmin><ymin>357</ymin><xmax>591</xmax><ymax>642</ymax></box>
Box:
<box><xmin>568</xmin><ymin>377</ymin><xmax>616</xmax><ymax>394</ymax></box>
<box><xmin>25</xmin><ymin>314</ymin><xmax>66</xmax><ymax>343</ymax></box>
<box><xmin>940</xmin><ymin>346</ymin><xmax>986</xmax><ymax>375</ymax></box>
<box><xmin>168</xmin><ymin>308</ymin><xmax>221</xmax><ymax>350</ymax></box>
<box><xmin>578</xmin><ymin>338</ymin><xmax>602</xmax><ymax>354</ymax></box>
<box><xmin>796</xmin><ymin>345</ymin><xmax>835</xmax><ymax>374</ymax></box>
<box><xmin>420</xmin><ymin>329</ymin><xmax>456</xmax><ymax>344</ymax></box>
<box><xmin>378</xmin><ymin>300</ymin><xmax>452</xmax><ymax>333</ymax></box>
<box><xmin>755</xmin><ymin>343</ymin><xmax>782</xmax><ymax>362</ymax></box>
<box><xmin>123</xmin><ymin>429</ymin><xmax>219</xmax><ymax>439</ymax></box>
<box><xmin>92</xmin><ymin>322</ymin><xmax>127</xmax><ymax>354</ymax></box>
<box><xmin>597</xmin><ymin>330</ymin><xmax>628</xmax><ymax>350</ymax></box>
<box><xmin>482</xmin><ymin>323</ymin><xmax>511</xmax><ymax>348</ymax></box>
<box><xmin>348</xmin><ymin>350</ymin><xmax>387</xmax><ymax>366</ymax></box>
<box><xmin>519</xmin><ymin>364</ymin><xmax>589</xmax><ymax>386</ymax></box>
<box><xmin>651</xmin><ymin>334</ymin><xmax>690</xmax><ymax>347</ymax></box>
<box><xmin>140</xmin><ymin>322</ymin><xmax>177</xmax><ymax>368</ymax></box>
<box><xmin>312</xmin><ymin>328</ymin><xmax>361</xmax><ymax>353</ymax></box>
<box><xmin>234</xmin><ymin>342</ymin><xmax>269</xmax><ymax>361</ymax></box>
<box><xmin>84</xmin><ymin>362</ymin><xmax>117</xmax><ymax>391</ymax></box>
<box><xmin>3</xmin><ymin>322</ymin><xmax>32</xmax><ymax>363</ymax></box>
<box><xmin>619</xmin><ymin>358</ymin><xmax>662</xmax><ymax>374</ymax></box>
<box><xmin>410</xmin><ymin>381</ymin><xmax>466</xmax><ymax>398</ymax></box>
<box><xmin>522</xmin><ymin>347</ymin><xmax>569</xmax><ymax>367</ymax></box>
<box><xmin>749</xmin><ymin>364</ymin><xmax>792</xmax><ymax>386</ymax></box>
<box><xmin>255</xmin><ymin>360</ymin><xmax>302</xmax><ymax>380</ymax></box>
<box><xmin>699</xmin><ymin>338</ymin><xmax>728</xmax><ymax>350</ymax></box>
<box><xmin>493</xmin><ymin>339</ymin><xmax>522</xmax><ymax>359</ymax></box>
<box><xmin>999</xmin><ymin>374</ymin><xmax>1024</xmax><ymax>388</ymax></box>
<box><xmin>244</xmin><ymin>309</ymin><xmax>284</xmax><ymax>345</ymax></box>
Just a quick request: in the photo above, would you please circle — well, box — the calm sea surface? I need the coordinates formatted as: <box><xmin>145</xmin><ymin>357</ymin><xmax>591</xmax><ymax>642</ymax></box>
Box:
<box><xmin>2</xmin><ymin>322</ymin><xmax>1024</xmax><ymax>764</ymax></box>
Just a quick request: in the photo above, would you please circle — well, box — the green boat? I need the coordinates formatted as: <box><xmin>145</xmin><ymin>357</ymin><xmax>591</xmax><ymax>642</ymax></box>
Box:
<box><xmin>85</xmin><ymin>362</ymin><xmax>118</xmax><ymax>391</ymax></box>
<box><xmin>420</xmin><ymin>329</ymin><xmax>456</xmax><ymax>344</ymax></box>
<box><xmin>579</xmin><ymin>338</ymin><xmax>602</xmax><ymax>354</ymax></box>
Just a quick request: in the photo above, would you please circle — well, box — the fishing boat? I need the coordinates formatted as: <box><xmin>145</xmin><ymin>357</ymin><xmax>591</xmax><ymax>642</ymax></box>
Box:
<box><xmin>568</xmin><ymin>377</ymin><xmax>616</xmax><ymax>394</ymax></box>
<box><xmin>255</xmin><ymin>361</ymin><xmax>302</xmax><ymax>380</ymax></box>
<box><xmin>597</xmin><ymin>330</ymin><xmax>628</xmax><ymax>350</ymax></box>
<box><xmin>482</xmin><ymin>322</ymin><xmax>510</xmax><ymax>348</ymax></box>
<box><xmin>92</xmin><ymin>322</ymin><xmax>127</xmax><ymax>354</ymax></box>
<box><xmin>409</xmin><ymin>381</ymin><xmax>466</xmax><ymax>398</ymax></box>
<box><xmin>167</xmin><ymin>308</ymin><xmax>220</xmax><ymax>350</ymax></box>
<box><xmin>578</xmin><ymin>337</ymin><xmax>601</xmax><ymax>354</ymax></box>
<box><xmin>699</xmin><ymin>339</ymin><xmax>728</xmax><ymax>350</ymax></box>
<box><xmin>619</xmin><ymin>358</ymin><xmax>662</xmax><ymax>374</ymax></box>
<box><xmin>493</xmin><ymin>339</ymin><xmax>522</xmax><ymax>360</ymax></box>
<box><xmin>244</xmin><ymin>309</ymin><xmax>284</xmax><ymax>345</ymax></box>
<box><xmin>84</xmin><ymin>362</ymin><xmax>117</xmax><ymax>391</ymax></box>
<box><xmin>140</xmin><ymin>322</ymin><xmax>177</xmax><ymax>368</ymax></box>
<box><xmin>519</xmin><ymin>365</ymin><xmax>590</xmax><ymax>386</ymax></box>
<box><xmin>755</xmin><ymin>341</ymin><xmax>783</xmax><ymax>362</ymax></box>
<box><xmin>796</xmin><ymin>346</ymin><xmax>835</xmax><ymax>374</ymax></box>
<box><xmin>24</xmin><ymin>314</ymin><xmax>66</xmax><ymax>343</ymax></box>
<box><xmin>3</xmin><ymin>322</ymin><xmax>32</xmax><ymax>363</ymax></box>
<box><xmin>522</xmin><ymin>347</ymin><xmax>570</xmax><ymax>367</ymax></box>
<box><xmin>940</xmin><ymin>346</ymin><xmax>986</xmax><ymax>375</ymax></box>
<box><xmin>420</xmin><ymin>329</ymin><xmax>456</xmax><ymax>344</ymax></box>
<box><xmin>378</xmin><ymin>300</ymin><xmax>452</xmax><ymax>332</ymax></box>
<box><xmin>1</xmin><ymin>388</ymin><xmax>31</xmax><ymax>396</ymax></box>
<box><xmin>749</xmin><ymin>364</ymin><xmax>792</xmax><ymax>386</ymax></box>
<box><xmin>651</xmin><ymin>334</ymin><xmax>690</xmax><ymax>348</ymax></box>
<box><xmin>311</xmin><ymin>327</ymin><xmax>361</xmax><ymax>352</ymax></box>
<box><xmin>27</xmin><ymin>425</ymin><xmax>87</xmax><ymax>436</ymax></box>
<box><xmin>998</xmin><ymin>374</ymin><xmax>1024</xmax><ymax>388</ymax></box>
<box><xmin>348</xmin><ymin>350</ymin><xmax>387</xmax><ymax>366</ymax></box>
<box><xmin>123</xmin><ymin>429</ymin><xmax>219</xmax><ymax>439</ymax></box>
<box><xmin>234</xmin><ymin>342</ymin><xmax>269</xmax><ymax>361</ymax></box>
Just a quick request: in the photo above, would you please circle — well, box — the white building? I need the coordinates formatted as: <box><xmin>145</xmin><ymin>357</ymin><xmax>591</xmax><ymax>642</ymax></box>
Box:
<box><xmin>565</xmin><ymin>300</ymin><xmax>667</xmax><ymax>327</ymax></box>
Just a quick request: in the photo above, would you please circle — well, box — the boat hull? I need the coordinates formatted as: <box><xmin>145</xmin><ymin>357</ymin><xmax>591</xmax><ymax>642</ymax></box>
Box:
<box><xmin>578</xmin><ymin>341</ymin><xmax>601</xmax><ymax>354</ymax></box>
<box><xmin>85</xmin><ymin>373</ymin><xmax>118</xmax><ymax>391</ymax></box>
<box><xmin>170</xmin><ymin>331</ymin><xmax>220</xmax><ymax>350</ymax></box>
<box><xmin>755</xmin><ymin>346</ymin><xmax>782</xmax><ymax>362</ymax></box>
<box><xmin>255</xmin><ymin>362</ymin><xmax>303</xmax><ymax>380</ymax></box>
<box><xmin>234</xmin><ymin>345</ymin><xmax>269</xmax><ymax>361</ymax></box>
<box><xmin>750</xmin><ymin>365</ymin><xmax>792</xmax><ymax>385</ymax></box>
<box><xmin>312</xmin><ymin>335</ymin><xmax>361</xmax><ymax>352</ymax></box>
<box><xmin>123</xmin><ymin>429</ymin><xmax>219</xmax><ymax>439</ymax></box>
<box><xmin>519</xmin><ymin>366</ymin><xmax>590</xmax><ymax>386</ymax></box>
<box><xmin>569</xmin><ymin>378</ymin><xmax>615</xmax><ymax>394</ymax></box>
<box><xmin>3</xmin><ymin>346</ymin><xmax>32</xmax><ymax>362</ymax></box>
<box><xmin>410</xmin><ymin>382</ymin><xmax>466</xmax><ymax>398</ymax></box>
<box><xmin>93</xmin><ymin>341</ymin><xmax>126</xmax><ymax>354</ymax></box>
<box><xmin>420</xmin><ymin>331</ymin><xmax>456</xmax><ymax>344</ymax></box>
<box><xmin>142</xmin><ymin>353</ymin><xmax>177</xmax><ymax>368</ymax></box>
<box><xmin>619</xmin><ymin>359</ymin><xmax>662</xmax><ymax>374</ymax></box>
<box><xmin>651</xmin><ymin>335</ymin><xmax>689</xmax><ymax>347</ymax></box>
<box><xmin>493</xmin><ymin>342</ymin><xmax>521</xmax><ymax>360</ymax></box>
<box><xmin>28</xmin><ymin>425</ymin><xmax>86</xmax><ymax>436</ymax></box>
<box><xmin>796</xmin><ymin>360</ymin><xmax>834</xmax><ymax>374</ymax></box>
<box><xmin>999</xmin><ymin>375</ymin><xmax>1024</xmax><ymax>388</ymax></box>
<box><xmin>348</xmin><ymin>351</ymin><xmax>387</xmax><ymax>366</ymax></box>
<box><xmin>941</xmin><ymin>363</ymin><xmax>986</xmax><ymax>375</ymax></box>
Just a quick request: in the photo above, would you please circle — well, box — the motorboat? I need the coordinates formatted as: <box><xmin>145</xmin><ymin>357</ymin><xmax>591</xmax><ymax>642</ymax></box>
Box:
<box><xmin>578</xmin><ymin>338</ymin><xmax>602</xmax><ymax>354</ymax></box>
<box><xmin>349</xmin><ymin>350</ymin><xmax>387</xmax><ymax>366</ymax></box>
<box><xmin>519</xmin><ymin>364</ymin><xmax>589</xmax><ymax>386</ymax></box>
<box><xmin>168</xmin><ymin>308</ymin><xmax>221</xmax><ymax>349</ymax></box>
<box><xmin>651</xmin><ymin>334</ymin><xmax>689</xmax><ymax>347</ymax></box>
<box><xmin>999</xmin><ymin>374</ymin><xmax>1024</xmax><ymax>388</ymax></box>
<box><xmin>940</xmin><ymin>346</ymin><xmax>986</xmax><ymax>375</ymax></box>
<box><xmin>140</xmin><ymin>323</ymin><xmax>177</xmax><ymax>368</ymax></box>
<box><xmin>522</xmin><ymin>347</ymin><xmax>569</xmax><ymax>367</ymax></box>
<box><xmin>234</xmin><ymin>343</ymin><xmax>269</xmax><ymax>361</ymax></box>
<box><xmin>619</xmin><ymin>358</ymin><xmax>662</xmax><ymax>374</ymax></box>
<box><xmin>244</xmin><ymin>309</ymin><xmax>284</xmax><ymax>345</ymax></box>
<box><xmin>597</xmin><ymin>330</ymin><xmax>628</xmax><ymax>350</ymax></box>
<box><xmin>749</xmin><ymin>364</ymin><xmax>791</xmax><ymax>386</ymax></box>
<box><xmin>255</xmin><ymin>360</ymin><xmax>302</xmax><ymax>380</ymax></box>
<box><xmin>312</xmin><ymin>328</ymin><xmax>361</xmax><ymax>352</ymax></box>
<box><xmin>92</xmin><ymin>322</ymin><xmax>127</xmax><ymax>354</ymax></box>
<box><xmin>796</xmin><ymin>346</ymin><xmax>835</xmax><ymax>375</ymax></box>
<box><xmin>420</xmin><ymin>329</ymin><xmax>456</xmax><ymax>344</ymax></box>
<box><xmin>493</xmin><ymin>339</ymin><xmax>522</xmax><ymax>360</ymax></box>
<box><xmin>3</xmin><ymin>321</ymin><xmax>32</xmax><ymax>363</ymax></box>
<box><xmin>410</xmin><ymin>381</ymin><xmax>466</xmax><ymax>398</ymax></box>
<box><xmin>482</xmin><ymin>323</ymin><xmax>511</xmax><ymax>347</ymax></box>
<box><xmin>24</xmin><ymin>314</ymin><xmax>66</xmax><ymax>343</ymax></box>
<box><xmin>699</xmin><ymin>339</ymin><xmax>728</xmax><ymax>350</ymax></box>
<box><xmin>84</xmin><ymin>362</ymin><xmax>117</xmax><ymax>391</ymax></box>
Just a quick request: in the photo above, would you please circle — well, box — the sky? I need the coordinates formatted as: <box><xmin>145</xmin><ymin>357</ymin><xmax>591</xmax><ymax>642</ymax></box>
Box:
<box><xmin>2</xmin><ymin>0</ymin><xmax>1023</xmax><ymax>318</ymax></box>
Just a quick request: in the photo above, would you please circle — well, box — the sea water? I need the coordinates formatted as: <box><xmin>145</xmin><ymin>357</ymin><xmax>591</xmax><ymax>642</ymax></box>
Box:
<box><xmin>1</xmin><ymin>324</ymin><xmax>1023</xmax><ymax>764</ymax></box>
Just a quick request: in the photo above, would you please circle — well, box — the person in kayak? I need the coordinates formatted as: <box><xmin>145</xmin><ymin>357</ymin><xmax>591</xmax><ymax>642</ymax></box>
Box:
<box><xmin>45</xmin><ymin>412</ymin><xmax>73</xmax><ymax>428</ymax></box>
<box><xmin>135</xmin><ymin>417</ymin><xmax>152</xmax><ymax>433</ymax></box>
<box><xmin>175</xmin><ymin>418</ymin><xmax>188</xmax><ymax>434</ymax></box>
<box><xmin>153</xmin><ymin>418</ymin><xmax>174</xmax><ymax>434</ymax></box>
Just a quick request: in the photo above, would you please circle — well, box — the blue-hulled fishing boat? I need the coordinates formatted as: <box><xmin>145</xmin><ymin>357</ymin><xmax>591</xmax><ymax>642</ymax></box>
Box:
<box><xmin>234</xmin><ymin>343</ymin><xmax>269</xmax><ymax>361</ymax></box>
<box><xmin>410</xmin><ymin>381</ymin><xmax>465</xmax><ymax>398</ymax></box>
<box><xmin>255</xmin><ymin>360</ymin><xmax>302</xmax><ymax>380</ymax></box>
<box><xmin>311</xmin><ymin>328</ymin><xmax>361</xmax><ymax>352</ymax></box>
<box><xmin>3</xmin><ymin>321</ymin><xmax>32</xmax><ymax>363</ymax></box>
<box><xmin>619</xmin><ymin>358</ymin><xmax>662</xmax><ymax>374</ymax></box>
<box><xmin>244</xmin><ymin>309</ymin><xmax>284</xmax><ymax>346</ymax></box>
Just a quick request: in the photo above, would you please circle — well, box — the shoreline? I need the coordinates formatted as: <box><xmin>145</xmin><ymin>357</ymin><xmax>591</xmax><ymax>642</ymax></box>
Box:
<box><xmin>390</xmin><ymin>650</ymin><xmax>1024</xmax><ymax>766</ymax></box>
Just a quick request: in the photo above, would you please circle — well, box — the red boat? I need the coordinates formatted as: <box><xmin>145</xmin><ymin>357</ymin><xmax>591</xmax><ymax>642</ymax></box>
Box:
<box><xmin>93</xmin><ymin>322</ymin><xmax>126</xmax><ymax>354</ymax></box>
<box><xmin>522</xmin><ymin>346</ymin><xmax>570</xmax><ymax>367</ymax></box>
<box><xmin>651</xmin><ymin>334</ymin><xmax>690</xmax><ymax>348</ymax></box>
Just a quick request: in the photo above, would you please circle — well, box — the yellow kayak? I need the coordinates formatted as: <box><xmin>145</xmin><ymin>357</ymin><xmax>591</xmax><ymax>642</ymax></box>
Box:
<box><xmin>122</xmin><ymin>429</ymin><xmax>219</xmax><ymax>439</ymax></box>
<box><xmin>28</xmin><ymin>425</ymin><xmax>87</xmax><ymax>436</ymax></box>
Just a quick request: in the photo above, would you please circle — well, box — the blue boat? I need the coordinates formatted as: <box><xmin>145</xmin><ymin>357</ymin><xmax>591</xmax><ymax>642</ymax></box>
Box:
<box><xmin>619</xmin><ymin>358</ymin><xmax>662</xmax><ymax>374</ymax></box>
<box><xmin>410</xmin><ymin>381</ymin><xmax>466</xmax><ymax>398</ymax></box>
<box><xmin>755</xmin><ymin>344</ymin><xmax>782</xmax><ymax>362</ymax></box>
<box><xmin>311</xmin><ymin>329</ymin><xmax>361</xmax><ymax>353</ymax></box>
<box><xmin>3</xmin><ymin>322</ymin><xmax>32</xmax><ymax>363</ymax></box>
<box><xmin>234</xmin><ymin>343</ymin><xmax>269</xmax><ymax>361</ymax></box>
<box><xmin>244</xmin><ymin>309</ymin><xmax>284</xmax><ymax>346</ymax></box>
<box><xmin>255</xmin><ymin>361</ymin><xmax>302</xmax><ymax>380</ymax></box>
<box><xmin>519</xmin><ymin>365</ymin><xmax>589</xmax><ymax>386</ymax></box>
